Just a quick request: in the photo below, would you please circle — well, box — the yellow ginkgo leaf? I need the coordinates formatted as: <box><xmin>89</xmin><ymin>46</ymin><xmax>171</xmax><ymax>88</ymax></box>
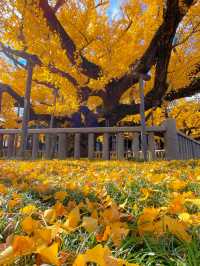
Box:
<box><xmin>169</xmin><ymin>180</ymin><xmax>187</xmax><ymax>191</ymax></box>
<box><xmin>102</xmin><ymin>202</ymin><xmax>120</xmax><ymax>224</ymax></box>
<box><xmin>179</xmin><ymin>213</ymin><xmax>192</xmax><ymax>224</ymax></box>
<box><xmin>73</xmin><ymin>244</ymin><xmax>110</xmax><ymax>266</ymax></box>
<box><xmin>138</xmin><ymin>207</ymin><xmax>161</xmax><ymax>225</ymax></box>
<box><xmin>0</xmin><ymin>246</ymin><xmax>15</xmax><ymax>265</ymax></box>
<box><xmin>97</xmin><ymin>222</ymin><xmax>129</xmax><ymax>246</ymax></box>
<box><xmin>91</xmin><ymin>209</ymin><xmax>98</xmax><ymax>219</ymax></box>
<box><xmin>191</xmin><ymin>213</ymin><xmax>200</xmax><ymax>225</ymax></box>
<box><xmin>0</xmin><ymin>184</ymin><xmax>7</xmax><ymax>195</ymax></box>
<box><xmin>186</xmin><ymin>199</ymin><xmax>200</xmax><ymax>207</ymax></box>
<box><xmin>34</xmin><ymin>228</ymin><xmax>52</xmax><ymax>245</ymax></box>
<box><xmin>62</xmin><ymin>206</ymin><xmax>80</xmax><ymax>231</ymax></box>
<box><xmin>157</xmin><ymin>215</ymin><xmax>192</xmax><ymax>242</ymax></box>
<box><xmin>20</xmin><ymin>205</ymin><xmax>37</xmax><ymax>215</ymax></box>
<box><xmin>73</xmin><ymin>244</ymin><xmax>139</xmax><ymax>266</ymax></box>
<box><xmin>21</xmin><ymin>216</ymin><xmax>39</xmax><ymax>234</ymax></box>
<box><xmin>44</xmin><ymin>208</ymin><xmax>57</xmax><ymax>224</ymax></box>
<box><xmin>168</xmin><ymin>195</ymin><xmax>186</xmax><ymax>214</ymax></box>
<box><xmin>110</xmin><ymin>222</ymin><xmax>129</xmax><ymax>247</ymax></box>
<box><xmin>12</xmin><ymin>236</ymin><xmax>35</xmax><ymax>255</ymax></box>
<box><xmin>140</xmin><ymin>188</ymin><xmax>152</xmax><ymax>201</ymax></box>
<box><xmin>54</xmin><ymin>191</ymin><xmax>68</xmax><ymax>201</ymax></box>
<box><xmin>54</xmin><ymin>201</ymin><xmax>66</xmax><ymax>217</ymax></box>
<box><xmin>86</xmin><ymin>198</ymin><xmax>96</xmax><ymax>212</ymax></box>
<box><xmin>97</xmin><ymin>225</ymin><xmax>111</xmax><ymax>242</ymax></box>
<box><xmin>8</xmin><ymin>199</ymin><xmax>21</xmax><ymax>210</ymax></box>
<box><xmin>82</xmin><ymin>216</ymin><xmax>98</xmax><ymax>233</ymax></box>
<box><xmin>37</xmin><ymin>242</ymin><xmax>60</xmax><ymax>266</ymax></box>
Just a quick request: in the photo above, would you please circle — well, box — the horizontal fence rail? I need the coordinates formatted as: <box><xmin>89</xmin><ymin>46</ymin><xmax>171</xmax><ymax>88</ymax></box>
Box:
<box><xmin>0</xmin><ymin>119</ymin><xmax>199</xmax><ymax>161</ymax></box>
<box><xmin>0</xmin><ymin>125</ymin><xmax>166</xmax><ymax>134</ymax></box>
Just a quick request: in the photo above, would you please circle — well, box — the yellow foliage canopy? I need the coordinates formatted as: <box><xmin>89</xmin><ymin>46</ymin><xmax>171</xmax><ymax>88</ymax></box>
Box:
<box><xmin>0</xmin><ymin>0</ymin><xmax>199</xmax><ymax>128</ymax></box>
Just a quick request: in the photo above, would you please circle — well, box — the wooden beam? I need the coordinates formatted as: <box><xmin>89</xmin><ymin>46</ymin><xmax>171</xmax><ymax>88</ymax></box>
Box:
<box><xmin>0</xmin><ymin>125</ymin><xmax>166</xmax><ymax>134</ymax></box>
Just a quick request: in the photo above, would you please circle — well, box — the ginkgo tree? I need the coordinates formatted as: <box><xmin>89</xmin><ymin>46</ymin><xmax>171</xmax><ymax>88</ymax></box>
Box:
<box><xmin>0</xmin><ymin>0</ymin><xmax>200</xmax><ymax>130</ymax></box>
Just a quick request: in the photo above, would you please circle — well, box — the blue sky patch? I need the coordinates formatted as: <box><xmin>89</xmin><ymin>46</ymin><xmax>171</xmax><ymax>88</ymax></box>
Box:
<box><xmin>107</xmin><ymin>0</ymin><xmax>121</xmax><ymax>20</ymax></box>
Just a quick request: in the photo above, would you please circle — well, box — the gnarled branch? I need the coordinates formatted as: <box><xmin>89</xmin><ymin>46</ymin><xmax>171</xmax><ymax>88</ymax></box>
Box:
<box><xmin>39</xmin><ymin>0</ymin><xmax>102</xmax><ymax>79</ymax></box>
<box><xmin>104</xmin><ymin>0</ymin><xmax>196</xmax><ymax>107</ymax></box>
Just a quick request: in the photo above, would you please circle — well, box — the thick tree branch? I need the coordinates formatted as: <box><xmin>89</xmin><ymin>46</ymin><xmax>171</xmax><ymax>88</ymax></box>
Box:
<box><xmin>53</xmin><ymin>0</ymin><xmax>65</xmax><ymax>13</ymax></box>
<box><xmin>0</xmin><ymin>42</ymin><xmax>41</xmax><ymax>65</ymax></box>
<box><xmin>164</xmin><ymin>78</ymin><xmax>200</xmax><ymax>101</ymax></box>
<box><xmin>39</xmin><ymin>0</ymin><xmax>102</xmax><ymax>79</ymax></box>
<box><xmin>103</xmin><ymin>0</ymin><xmax>196</xmax><ymax>107</ymax></box>
<box><xmin>33</xmin><ymin>79</ymin><xmax>59</xmax><ymax>94</ymax></box>
<box><xmin>0</xmin><ymin>42</ymin><xmax>104</xmax><ymax>102</ymax></box>
<box><xmin>106</xmin><ymin>76</ymin><xmax>200</xmax><ymax>126</ymax></box>
<box><xmin>0</xmin><ymin>82</ymin><xmax>68</xmax><ymax>123</ymax></box>
<box><xmin>0</xmin><ymin>41</ymin><xmax>79</xmax><ymax>86</ymax></box>
<box><xmin>173</xmin><ymin>21</ymin><xmax>200</xmax><ymax>49</ymax></box>
<box><xmin>95</xmin><ymin>1</ymin><xmax>109</xmax><ymax>9</ymax></box>
<box><xmin>0</xmin><ymin>82</ymin><xmax>47</xmax><ymax>120</ymax></box>
<box><xmin>0</xmin><ymin>82</ymin><xmax>24</xmax><ymax>106</ymax></box>
<box><xmin>0</xmin><ymin>82</ymin><xmax>97</xmax><ymax>126</ymax></box>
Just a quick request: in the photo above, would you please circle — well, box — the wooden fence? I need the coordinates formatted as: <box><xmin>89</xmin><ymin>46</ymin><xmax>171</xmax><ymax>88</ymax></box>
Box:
<box><xmin>0</xmin><ymin>119</ymin><xmax>200</xmax><ymax>161</ymax></box>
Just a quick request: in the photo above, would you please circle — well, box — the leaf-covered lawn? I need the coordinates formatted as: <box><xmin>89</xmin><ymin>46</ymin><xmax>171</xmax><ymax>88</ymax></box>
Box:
<box><xmin>0</xmin><ymin>160</ymin><xmax>200</xmax><ymax>266</ymax></box>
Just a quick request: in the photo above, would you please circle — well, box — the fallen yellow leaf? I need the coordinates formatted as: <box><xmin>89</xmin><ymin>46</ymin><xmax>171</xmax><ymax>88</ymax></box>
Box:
<box><xmin>44</xmin><ymin>208</ymin><xmax>57</xmax><ymax>224</ymax></box>
<box><xmin>0</xmin><ymin>246</ymin><xmax>15</xmax><ymax>265</ymax></box>
<box><xmin>34</xmin><ymin>228</ymin><xmax>52</xmax><ymax>245</ymax></box>
<box><xmin>20</xmin><ymin>205</ymin><xmax>37</xmax><ymax>215</ymax></box>
<box><xmin>82</xmin><ymin>216</ymin><xmax>98</xmax><ymax>233</ymax></box>
<box><xmin>21</xmin><ymin>216</ymin><xmax>39</xmax><ymax>234</ymax></box>
<box><xmin>186</xmin><ymin>198</ymin><xmax>200</xmax><ymax>207</ymax></box>
<box><xmin>37</xmin><ymin>242</ymin><xmax>60</xmax><ymax>266</ymax></box>
<box><xmin>73</xmin><ymin>244</ymin><xmax>139</xmax><ymax>266</ymax></box>
<box><xmin>63</xmin><ymin>206</ymin><xmax>80</xmax><ymax>231</ymax></box>
<box><xmin>12</xmin><ymin>235</ymin><xmax>35</xmax><ymax>255</ymax></box>
<box><xmin>54</xmin><ymin>191</ymin><xmax>68</xmax><ymax>201</ymax></box>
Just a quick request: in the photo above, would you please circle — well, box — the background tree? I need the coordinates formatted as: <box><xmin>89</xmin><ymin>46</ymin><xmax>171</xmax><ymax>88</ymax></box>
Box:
<box><xmin>0</xmin><ymin>0</ymin><xmax>199</xmax><ymax>133</ymax></box>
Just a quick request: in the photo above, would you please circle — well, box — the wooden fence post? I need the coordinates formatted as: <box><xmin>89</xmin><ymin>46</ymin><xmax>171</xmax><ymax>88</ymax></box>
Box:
<box><xmin>178</xmin><ymin>137</ymin><xmax>183</xmax><ymax>160</ymax></box>
<box><xmin>164</xmin><ymin>119</ymin><xmax>179</xmax><ymax>160</ymax></box>
<box><xmin>88</xmin><ymin>133</ymin><xmax>94</xmax><ymax>160</ymax></box>
<box><xmin>45</xmin><ymin>134</ymin><xmax>52</xmax><ymax>159</ymax></box>
<box><xmin>50</xmin><ymin>135</ymin><xmax>57</xmax><ymax>158</ymax></box>
<box><xmin>19</xmin><ymin>62</ymin><xmax>34</xmax><ymax>158</ymax></box>
<box><xmin>32</xmin><ymin>134</ymin><xmax>39</xmax><ymax>160</ymax></box>
<box><xmin>7</xmin><ymin>134</ymin><xmax>15</xmax><ymax>158</ymax></box>
<box><xmin>103</xmin><ymin>133</ymin><xmax>109</xmax><ymax>160</ymax></box>
<box><xmin>117</xmin><ymin>133</ymin><xmax>124</xmax><ymax>160</ymax></box>
<box><xmin>74</xmin><ymin>133</ymin><xmax>80</xmax><ymax>159</ymax></box>
<box><xmin>0</xmin><ymin>134</ymin><xmax>3</xmax><ymax>157</ymax></box>
<box><xmin>132</xmin><ymin>132</ymin><xmax>140</xmax><ymax>159</ymax></box>
<box><xmin>148</xmin><ymin>132</ymin><xmax>156</xmax><ymax>160</ymax></box>
<box><xmin>58</xmin><ymin>133</ymin><xmax>67</xmax><ymax>159</ymax></box>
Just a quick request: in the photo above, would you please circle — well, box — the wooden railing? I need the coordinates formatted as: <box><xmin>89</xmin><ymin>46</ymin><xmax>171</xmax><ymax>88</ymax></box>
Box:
<box><xmin>177</xmin><ymin>131</ymin><xmax>200</xmax><ymax>160</ymax></box>
<box><xmin>0</xmin><ymin>119</ymin><xmax>199</xmax><ymax>161</ymax></box>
